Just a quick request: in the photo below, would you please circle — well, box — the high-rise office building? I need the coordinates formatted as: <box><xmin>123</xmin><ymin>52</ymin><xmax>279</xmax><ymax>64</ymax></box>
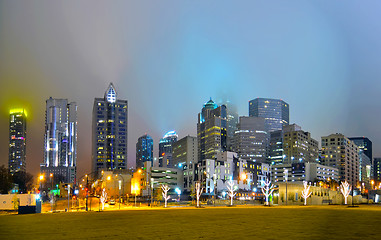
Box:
<box><xmin>282</xmin><ymin>124</ymin><xmax>319</xmax><ymax>164</ymax></box>
<box><xmin>172</xmin><ymin>135</ymin><xmax>198</xmax><ymax>191</ymax></box>
<box><xmin>9</xmin><ymin>108</ymin><xmax>27</xmax><ymax>174</ymax></box>
<box><xmin>197</xmin><ymin>99</ymin><xmax>227</xmax><ymax>161</ymax></box>
<box><xmin>233</xmin><ymin>116</ymin><xmax>268</xmax><ymax>163</ymax></box>
<box><xmin>92</xmin><ymin>83</ymin><xmax>128</xmax><ymax>174</ymax></box>
<box><xmin>348</xmin><ymin>137</ymin><xmax>373</xmax><ymax>183</ymax></box>
<box><xmin>158</xmin><ymin>131</ymin><xmax>178</xmax><ymax>168</ymax></box>
<box><xmin>374</xmin><ymin>158</ymin><xmax>381</xmax><ymax>183</ymax></box>
<box><xmin>358</xmin><ymin>151</ymin><xmax>372</xmax><ymax>184</ymax></box>
<box><xmin>40</xmin><ymin>98</ymin><xmax>77</xmax><ymax>184</ymax></box>
<box><xmin>136</xmin><ymin>134</ymin><xmax>153</xmax><ymax>170</ymax></box>
<box><xmin>268</xmin><ymin>130</ymin><xmax>283</xmax><ymax>165</ymax></box>
<box><xmin>218</xmin><ymin>100</ymin><xmax>238</xmax><ymax>151</ymax></box>
<box><xmin>320</xmin><ymin>133</ymin><xmax>359</xmax><ymax>184</ymax></box>
<box><xmin>249</xmin><ymin>98</ymin><xmax>289</xmax><ymax>133</ymax></box>
<box><xmin>348</xmin><ymin>137</ymin><xmax>372</xmax><ymax>160</ymax></box>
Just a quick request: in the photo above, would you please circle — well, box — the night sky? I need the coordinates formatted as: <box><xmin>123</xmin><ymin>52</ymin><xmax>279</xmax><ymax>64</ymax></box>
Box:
<box><xmin>1</xmin><ymin>1</ymin><xmax>381</xmax><ymax>178</ymax></box>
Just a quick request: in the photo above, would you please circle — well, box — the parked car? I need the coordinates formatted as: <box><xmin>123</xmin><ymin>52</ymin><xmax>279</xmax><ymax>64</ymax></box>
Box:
<box><xmin>109</xmin><ymin>199</ymin><xmax>116</xmax><ymax>205</ymax></box>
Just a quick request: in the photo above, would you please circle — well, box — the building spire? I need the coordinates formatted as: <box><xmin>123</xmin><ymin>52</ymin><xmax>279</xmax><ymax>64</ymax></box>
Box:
<box><xmin>105</xmin><ymin>83</ymin><xmax>117</xmax><ymax>103</ymax></box>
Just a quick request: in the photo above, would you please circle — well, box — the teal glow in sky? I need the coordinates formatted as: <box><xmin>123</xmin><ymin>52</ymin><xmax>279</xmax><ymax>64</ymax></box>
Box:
<box><xmin>0</xmin><ymin>1</ymin><xmax>381</xmax><ymax>176</ymax></box>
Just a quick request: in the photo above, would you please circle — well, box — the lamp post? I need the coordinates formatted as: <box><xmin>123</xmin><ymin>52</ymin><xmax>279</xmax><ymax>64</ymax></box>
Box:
<box><xmin>115</xmin><ymin>174</ymin><xmax>124</xmax><ymax>210</ymax></box>
<box><xmin>39</xmin><ymin>174</ymin><xmax>44</xmax><ymax>192</ymax></box>
<box><xmin>175</xmin><ymin>187</ymin><xmax>181</xmax><ymax>205</ymax></box>
<box><xmin>67</xmin><ymin>184</ymin><xmax>70</xmax><ymax>212</ymax></box>
<box><xmin>213</xmin><ymin>174</ymin><xmax>217</xmax><ymax>207</ymax></box>
<box><xmin>284</xmin><ymin>169</ymin><xmax>288</xmax><ymax>205</ymax></box>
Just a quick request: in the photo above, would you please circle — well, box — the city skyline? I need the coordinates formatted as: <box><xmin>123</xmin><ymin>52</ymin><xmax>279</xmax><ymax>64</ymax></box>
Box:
<box><xmin>1</xmin><ymin>1</ymin><xmax>381</xmax><ymax>178</ymax></box>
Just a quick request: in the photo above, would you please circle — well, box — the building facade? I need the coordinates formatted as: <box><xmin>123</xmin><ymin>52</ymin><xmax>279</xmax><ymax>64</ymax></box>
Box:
<box><xmin>282</xmin><ymin>124</ymin><xmax>319</xmax><ymax>164</ymax></box>
<box><xmin>268</xmin><ymin>130</ymin><xmax>284</xmax><ymax>165</ymax></box>
<box><xmin>197</xmin><ymin>99</ymin><xmax>227</xmax><ymax>161</ymax></box>
<box><xmin>158</xmin><ymin>131</ymin><xmax>178</xmax><ymax>168</ymax></box>
<box><xmin>233</xmin><ymin>116</ymin><xmax>268</xmax><ymax>163</ymax></box>
<box><xmin>272</xmin><ymin>162</ymin><xmax>339</xmax><ymax>183</ymax></box>
<box><xmin>40</xmin><ymin>98</ymin><xmax>77</xmax><ymax>184</ymax></box>
<box><xmin>172</xmin><ymin>135</ymin><xmax>198</xmax><ymax>191</ymax></box>
<box><xmin>373</xmin><ymin>158</ymin><xmax>381</xmax><ymax>183</ymax></box>
<box><xmin>249</xmin><ymin>98</ymin><xmax>289</xmax><ymax>133</ymax></box>
<box><xmin>136</xmin><ymin>134</ymin><xmax>153</xmax><ymax>170</ymax></box>
<box><xmin>92</xmin><ymin>83</ymin><xmax>128</xmax><ymax>174</ymax></box>
<box><xmin>320</xmin><ymin>134</ymin><xmax>359</xmax><ymax>184</ymax></box>
<box><xmin>349</xmin><ymin>137</ymin><xmax>372</xmax><ymax>160</ymax></box>
<box><xmin>9</xmin><ymin>108</ymin><xmax>27</xmax><ymax>174</ymax></box>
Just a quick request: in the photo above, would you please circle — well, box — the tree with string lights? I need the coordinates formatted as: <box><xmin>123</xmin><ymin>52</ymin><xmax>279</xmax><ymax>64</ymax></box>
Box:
<box><xmin>340</xmin><ymin>181</ymin><xmax>351</xmax><ymax>205</ymax></box>
<box><xmin>261</xmin><ymin>178</ymin><xmax>274</xmax><ymax>206</ymax></box>
<box><xmin>100</xmin><ymin>188</ymin><xmax>107</xmax><ymax>210</ymax></box>
<box><xmin>161</xmin><ymin>185</ymin><xmax>170</xmax><ymax>208</ymax></box>
<box><xmin>301</xmin><ymin>181</ymin><xmax>312</xmax><ymax>206</ymax></box>
<box><xmin>195</xmin><ymin>182</ymin><xmax>203</xmax><ymax>207</ymax></box>
<box><xmin>226</xmin><ymin>179</ymin><xmax>237</xmax><ymax>206</ymax></box>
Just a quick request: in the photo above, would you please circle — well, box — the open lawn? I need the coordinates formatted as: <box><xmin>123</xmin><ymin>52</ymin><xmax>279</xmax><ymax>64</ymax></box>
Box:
<box><xmin>1</xmin><ymin>205</ymin><xmax>381</xmax><ymax>239</ymax></box>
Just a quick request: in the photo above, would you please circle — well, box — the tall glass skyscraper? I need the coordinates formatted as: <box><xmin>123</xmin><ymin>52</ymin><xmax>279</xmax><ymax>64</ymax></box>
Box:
<box><xmin>233</xmin><ymin>116</ymin><xmax>267</xmax><ymax>163</ymax></box>
<box><xmin>40</xmin><ymin>98</ymin><xmax>77</xmax><ymax>184</ymax></box>
<box><xmin>197</xmin><ymin>99</ymin><xmax>227</xmax><ymax>161</ymax></box>
<box><xmin>136</xmin><ymin>134</ymin><xmax>153</xmax><ymax>170</ymax></box>
<box><xmin>9</xmin><ymin>108</ymin><xmax>27</xmax><ymax>174</ymax></box>
<box><xmin>92</xmin><ymin>83</ymin><xmax>128</xmax><ymax>174</ymax></box>
<box><xmin>249</xmin><ymin>98</ymin><xmax>289</xmax><ymax>133</ymax></box>
<box><xmin>158</xmin><ymin>131</ymin><xmax>178</xmax><ymax>167</ymax></box>
<box><xmin>348</xmin><ymin>137</ymin><xmax>372</xmax><ymax>160</ymax></box>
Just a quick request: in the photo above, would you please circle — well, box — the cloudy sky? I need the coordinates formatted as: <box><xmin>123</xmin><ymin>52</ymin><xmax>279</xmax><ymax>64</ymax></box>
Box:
<box><xmin>1</xmin><ymin>1</ymin><xmax>380</xmax><ymax>177</ymax></box>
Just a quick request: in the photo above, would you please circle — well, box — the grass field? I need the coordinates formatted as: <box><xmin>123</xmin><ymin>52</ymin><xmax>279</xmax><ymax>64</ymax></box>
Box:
<box><xmin>1</xmin><ymin>205</ymin><xmax>381</xmax><ymax>239</ymax></box>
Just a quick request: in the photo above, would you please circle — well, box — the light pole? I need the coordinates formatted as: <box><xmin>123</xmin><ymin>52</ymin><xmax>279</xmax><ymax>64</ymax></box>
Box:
<box><xmin>213</xmin><ymin>174</ymin><xmax>217</xmax><ymax>207</ymax></box>
<box><xmin>284</xmin><ymin>169</ymin><xmax>288</xmax><ymax>205</ymax></box>
<box><xmin>67</xmin><ymin>184</ymin><xmax>70</xmax><ymax>212</ymax></box>
<box><xmin>175</xmin><ymin>187</ymin><xmax>181</xmax><ymax>205</ymax></box>
<box><xmin>115</xmin><ymin>174</ymin><xmax>124</xmax><ymax>210</ymax></box>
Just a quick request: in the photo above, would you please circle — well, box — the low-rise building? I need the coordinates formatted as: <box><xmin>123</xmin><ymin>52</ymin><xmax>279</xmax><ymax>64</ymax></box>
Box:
<box><xmin>272</xmin><ymin>162</ymin><xmax>339</xmax><ymax>183</ymax></box>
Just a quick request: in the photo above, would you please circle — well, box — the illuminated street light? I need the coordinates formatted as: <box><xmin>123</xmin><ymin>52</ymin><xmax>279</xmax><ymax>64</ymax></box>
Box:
<box><xmin>175</xmin><ymin>187</ymin><xmax>181</xmax><ymax>203</ymax></box>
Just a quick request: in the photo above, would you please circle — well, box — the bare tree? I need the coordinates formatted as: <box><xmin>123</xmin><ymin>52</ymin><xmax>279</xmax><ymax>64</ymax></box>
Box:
<box><xmin>301</xmin><ymin>181</ymin><xmax>312</xmax><ymax>206</ymax></box>
<box><xmin>226</xmin><ymin>179</ymin><xmax>237</xmax><ymax>206</ymax></box>
<box><xmin>340</xmin><ymin>181</ymin><xmax>351</xmax><ymax>205</ymax></box>
<box><xmin>100</xmin><ymin>188</ymin><xmax>107</xmax><ymax>210</ymax></box>
<box><xmin>261</xmin><ymin>178</ymin><xmax>274</xmax><ymax>206</ymax></box>
<box><xmin>161</xmin><ymin>185</ymin><xmax>170</xmax><ymax>208</ymax></box>
<box><xmin>195</xmin><ymin>182</ymin><xmax>203</xmax><ymax>207</ymax></box>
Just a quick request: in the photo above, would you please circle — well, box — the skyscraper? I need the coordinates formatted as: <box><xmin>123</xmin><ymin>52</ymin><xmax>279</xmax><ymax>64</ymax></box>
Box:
<box><xmin>92</xmin><ymin>83</ymin><xmax>128</xmax><ymax>174</ymax></box>
<box><xmin>268</xmin><ymin>130</ymin><xmax>283</xmax><ymax>165</ymax></box>
<box><xmin>320</xmin><ymin>133</ymin><xmax>359</xmax><ymax>184</ymax></box>
<box><xmin>40</xmin><ymin>98</ymin><xmax>77</xmax><ymax>184</ymax></box>
<box><xmin>9</xmin><ymin>108</ymin><xmax>27</xmax><ymax>174</ymax></box>
<box><xmin>348</xmin><ymin>137</ymin><xmax>372</xmax><ymax>161</ymax></box>
<box><xmin>158</xmin><ymin>131</ymin><xmax>178</xmax><ymax>168</ymax></box>
<box><xmin>218</xmin><ymin>99</ymin><xmax>238</xmax><ymax>151</ymax></box>
<box><xmin>136</xmin><ymin>134</ymin><xmax>153</xmax><ymax>170</ymax></box>
<box><xmin>197</xmin><ymin>98</ymin><xmax>227</xmax><ymax>161</ymax></box>
<box><xmin>249</xmin><ymin>98</ymin><xmax>289</xmax><ymax>133</ymax></box>
<box><xmin>374</xmin><ymin>158</ymin><xmax>381</xmax><ymax>183</ymax></box>
<box><xmin>233</xmin><ymin>116</ymin><xmax>268</xmax><ymax>163</ymax></box>
<box><xmin>172</xmin><ymin>135</ymin><xmax>198</xmax><ymax>191</ymax></box>
<box><xmin>282</xmin><ymin>124</ymin><xmax>319</xmax><ymax>164</ymax></box>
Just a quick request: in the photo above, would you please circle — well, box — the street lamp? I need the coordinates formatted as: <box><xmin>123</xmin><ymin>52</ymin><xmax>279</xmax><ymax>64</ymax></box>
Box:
<box><xmin>115</xmin><ymin>174</ymin><xmax>125</xmax><ymax>210</ymax></box>
<box><xmin>175</xmin><ymin>187</ymin><xmax>181</xmax><ymax>204</ymax></box>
